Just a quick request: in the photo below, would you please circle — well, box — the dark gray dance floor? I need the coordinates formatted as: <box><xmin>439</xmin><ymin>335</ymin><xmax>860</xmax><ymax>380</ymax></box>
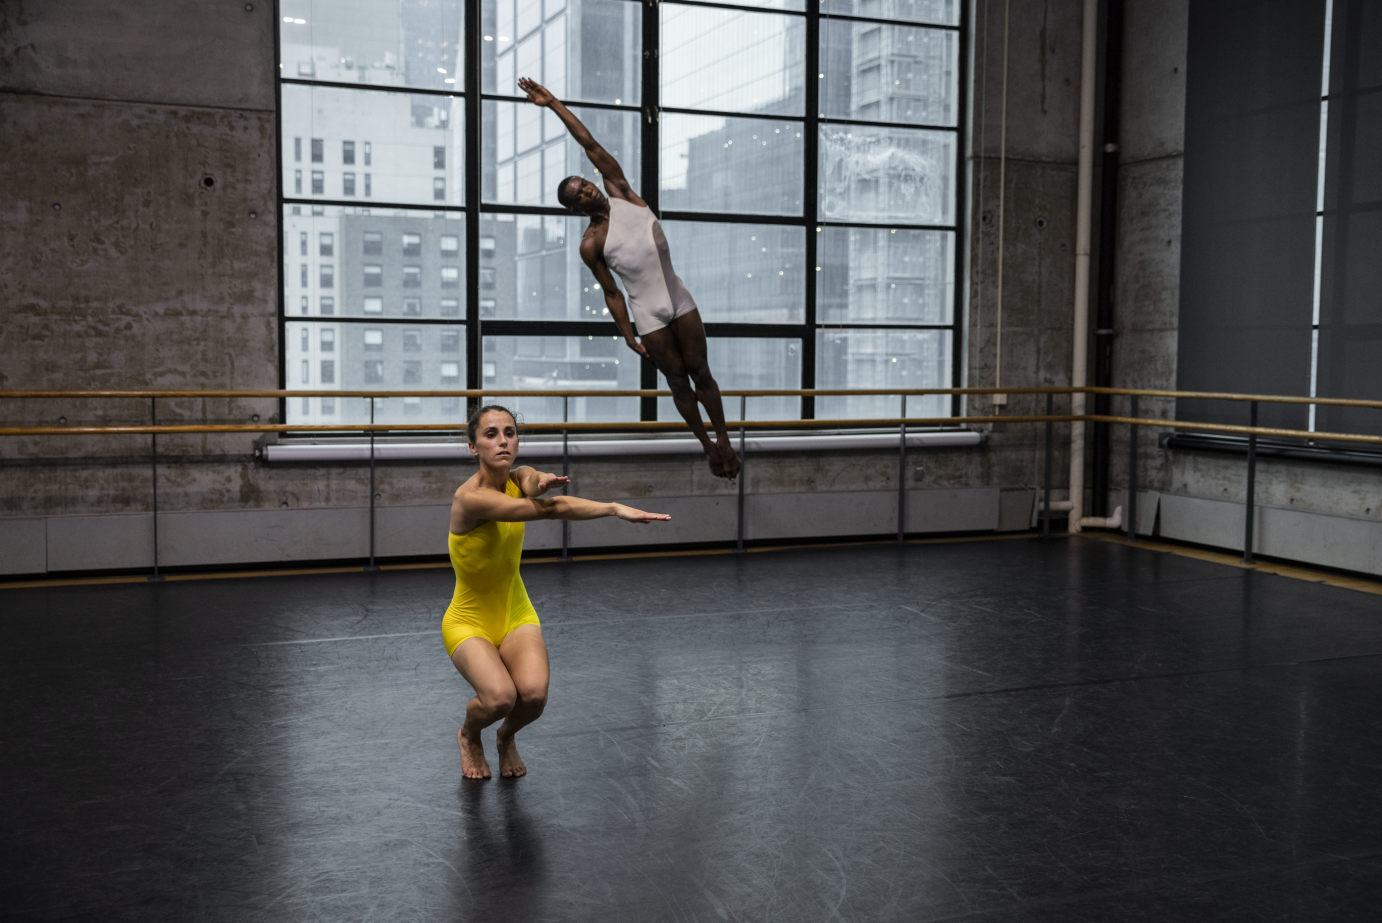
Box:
<box><xmin>4</xmin><ymin>537</ymin><xmax>1382</xmax><ymax>921</ymax></box>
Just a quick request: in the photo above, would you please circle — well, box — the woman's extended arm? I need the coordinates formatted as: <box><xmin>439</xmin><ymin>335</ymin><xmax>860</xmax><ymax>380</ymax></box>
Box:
<box><xmin>518</xmin><ymin>77</ymin><xmax>642</xmax><ymax>202</ymax></box>
<box><xmin>462</xmin><ymin>485</ymin><xmax>669</xmax><ymax>525</ymax></box>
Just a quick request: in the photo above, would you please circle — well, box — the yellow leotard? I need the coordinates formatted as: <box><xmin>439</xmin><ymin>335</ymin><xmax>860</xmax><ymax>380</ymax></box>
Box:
<box><xmin>441</xmin><ymin>477</ymin><xmax>541</xmax><ymax>656</ymax></box>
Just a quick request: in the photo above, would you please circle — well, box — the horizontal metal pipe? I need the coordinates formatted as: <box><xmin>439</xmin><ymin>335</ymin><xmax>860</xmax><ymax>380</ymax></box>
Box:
<box><xmin>261</xmin><ymin>430</ymin><xmax>984</xmax><ymax>463</ymax></box>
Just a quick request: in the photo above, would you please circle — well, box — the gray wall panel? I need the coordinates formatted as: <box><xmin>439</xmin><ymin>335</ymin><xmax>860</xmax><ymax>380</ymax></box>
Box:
<box><xmin>157</xmin><ymin>508</ymin><xmax>369</xmax><ymax>566</ymax></box>
<box><xmin>47</xmin><ymin>514</ymin><xmax>154</xmax><ymax>572</ymax></box>
<box><xmin>0</xmin><ymin>519</ymin><xmax>47</xmax><ymax>575</ymax></box>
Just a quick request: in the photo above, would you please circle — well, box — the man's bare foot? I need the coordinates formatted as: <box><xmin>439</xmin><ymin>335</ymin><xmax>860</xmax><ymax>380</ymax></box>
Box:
<box><xmin>706</xmin><ymin>447</ymin><xmax>727</xmax><ymax>478</ymax></box>
<box><xmin>496</xmin><ymin>731</ymin><xmax>527</xmax><ymax>777</ymax></box>
<box><xmin>458</xmin><ymin>727</ymin><xmax>491</xmax><ymax>779</ymax></box>
<box><xmin>717</xmin><ymin>442</ymin><xmax>741</xmax><ymax>480</ymax></box>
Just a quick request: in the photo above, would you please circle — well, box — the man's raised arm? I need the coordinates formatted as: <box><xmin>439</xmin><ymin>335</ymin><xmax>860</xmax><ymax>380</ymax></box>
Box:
<box><xmin>518</xmin><ymin>77</ymin><xmax>632</xmax><ymax>194</ymax></box>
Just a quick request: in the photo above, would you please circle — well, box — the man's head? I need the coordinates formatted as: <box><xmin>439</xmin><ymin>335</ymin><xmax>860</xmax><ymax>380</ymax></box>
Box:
<box><xmin>557</xmin><ymin>175</ymin><xmax>607</xmax><ymax>215</ymax></box>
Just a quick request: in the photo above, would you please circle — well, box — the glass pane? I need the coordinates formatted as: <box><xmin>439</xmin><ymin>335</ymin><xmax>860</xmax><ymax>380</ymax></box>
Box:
<box><xmin>815</xmin><ymin>329</ymin><xmax>951</xmax><ymax>419</ymax></box>
<box><xmin>280</xmin><ymin>0</ymin><xmax>463</xmax><ymax>90</ymax></box>
<box><xmin>484</xmin><ymin>0</ymin><xmax>641</xmax><ymax>104</ymax></box>
<box><xmin>483</xmin><ymin>335</ymin><xmax>641</xmax><ymax>422</ymax></box>
<box><xmin>821</xmin><ymin>21</ymin><xmax>958</xmax><ymax>127</ymax></box>
<box><xmin>282</xmin><ymin>85</ymin><xmax>463</xmax><ymax>207</ymax></box>
<box><xmin>484</xmin><ymin>103</ymin><xmax>641</xmax><ymax>204</ymax></box>
<box><xmin>658</xmin><ymin>338</ymin><xmax>801</xmax><ymax>421</ymax></box>
<box><xmin>661</xmin><ymin>115</ymin><xmax>804</xmax><ymax>215</ymax></box>
<box><xmin>660</xmin><ymin>222</ymin><xmax>805</xmax><ymax>323</ymax></box>
<box><xmin>817</xmin><ymin>228</ymin><xmax>953</xmax><ymax>324</ymax></box>
<box><xmin>283</xmin><ymin>207</ymin><xmax>465</xmax><ymax>319</ymax></box>
<box><xmin>661</xmin><ymin>5</ymin><xmax>804</xmax><ymax>116</ymax></box>
<box><xmin>819</xmin><ymin>0</ymin><xmax>959</xmax><ymax>27</ymax></box>
<box><xmin>481</xmin><ymin>213</ymin><xmax>617</xmax><ymax>321</ymax></box>
<box><xmin>818</xmin><ymin>124</ymin><xmax>954</xmax><ymax>224</ymax></box>
<box><xmin>285</xmin><ymin>321</ymin><xmax>467</xmax><ymax>426</ymax></box>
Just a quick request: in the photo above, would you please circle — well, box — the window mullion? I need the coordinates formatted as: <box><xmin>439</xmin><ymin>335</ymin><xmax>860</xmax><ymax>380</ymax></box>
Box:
<box><xmin>802</xmin><ymin>2</ymin><xmax>821</xmax><ymax>420</ymax></box>
<box><xmin>640</xmin><ymin>0</ymin><xmax>661</xmax><ymax>421</ymax></box>
<box><xmin>465</xmin><ymin>0</ymin><xmax>483</xmax><ymax>411</ymax></box>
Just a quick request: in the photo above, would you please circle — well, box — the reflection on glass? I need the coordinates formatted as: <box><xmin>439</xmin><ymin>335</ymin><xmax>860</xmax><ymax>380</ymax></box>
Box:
<box><xmin>483</xmin><ymin>335</ymin><xmax>640</xmax><ymax>423</ymax></box>
<box><xmin>821</xmin><ymin>21</ymin><xmax>958</xmax><ymax>126</ymax></box>
<box><xmin>818</xmin><ymin>228</ymin><xmax>952</xmax><ymax>324</ymax></box>
<box><xmin>283</xmin><ymin>207</ymin><xmax>464</xmax><ymax>319</ymax></box>
<box><xmin>479</xmin><ymin>213</ymin><xmax>616</xmax><ymax>321</ymax></box>
<box><xmin>661</xmin><ymin>115</ymin><xmax>804</xmax><ymax>215</ymax></box>
<box><xmin>484</xmin><ymin>0</ymin><xmax>640</xmax><ymax>104</ymax></box>
<box><xmin>819</xmin><ymin>0</ymin><xmax>958</xmax><ymax>26</ymax></box>
<box><xmin>279</xmin><ymin>0</ymin><xmax>464</xmax><ymax>90</ymax></box>
<box><xmin>661</xmin><ymin>5</ymin><xmax>804</xmax><ymax>115</ymax></box>
<box><xmin>818</xmin><ymin>125</ymin><xmax>954</xmax><ymax>224</ymax></box>
<box><xmin>282</xmin><ymin>85</ymin><xmax>463</xmax><ymax>207</ymax></box>
<box><xmin>658</xmin><ymin>338</ymin><xmax>801</xmax><ymax>421</ymax></box>
<box><xmin>660</xmin><ymin>222</ymin><xmax>805</xmax><ymax>323</ymax></box>
<box><xmin>485</xmin><ymin>103</ymin><xmax>640</xmax><ymax>204</ymax></box>
<box><xmin>816</xmin><ymin>329</ymin><xmax>951</xmax><ymax>419</ymax></box>
<box><xmin>285</xmin><ymin>321</ymin><xmax>467</xmax><ymax>425</ymax></box>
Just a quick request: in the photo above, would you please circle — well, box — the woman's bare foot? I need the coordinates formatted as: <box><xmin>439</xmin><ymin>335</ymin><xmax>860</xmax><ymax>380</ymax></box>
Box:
<box><xmin>458</xmin><ymin>727</ymin><xmax>491</xmax><ymax>779</ymax></box>
<box><xmin>495</xmin><ymin>731</ymin><xmax>528</xmax><ymax>777</ymax></box>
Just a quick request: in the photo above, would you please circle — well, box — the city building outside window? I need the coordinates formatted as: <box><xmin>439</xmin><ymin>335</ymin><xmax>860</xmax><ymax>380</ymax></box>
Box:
<box><xmin>363</xmin><ymin>232</ymin><xmax>382</xmax><ymax>255</ymax></box>
<box><xmin>441</xmin><ymin>298</ymin><xmax>460</xmax><ymax>317</ymax></box>
<box><xmin>441</xmin><ymin>235</ymin><xmax>459</xmax><ymax>256</ymax></box>
<box><xmin>343</xmin><ymin>140</ymin><xmax>355</xmax><ymax>165</ymax></box>
<box><xmin>440</xmin><ymin>266</ymin><xmax>460</xmax><ymax>289</ymax></box>
<box><xmin>404</xmin><ymin>330</ymin><xmax>422</xmax><ymax>351</ymax></box>
<box><xmin>402</xmin><ymin>266</ymin><xmax>422</xmax><ymax>288</ymax></box>
<box><xmin>301</xmin><ymin>360</ymin><xmax>310</xmax><ymax>384</ymax></box>
<box><xmin>364</xmin><ymin>329</ymin><xmax>384</xmax><ymax>351</ymax></box>
<box><xmin>363</xmin><ymin>142</ymin><xmax>371</xmax><ymax>166</ymax></box>
<box><xmin>404</xmin><ymin>396</ymin><xmax>423</xmax><ymax>414</ymax></box>
<box><xmin>300</xmin><ymin>296</ymin><xmax>309</xmax><ymax>313</ymax></box>
<box><xmin>322</xmin><ymin>397</ymin><xmax>336</xmax><ymax>414</ymax></box>
<box><xmin>363</xmin><ymin>360</ymin><xmax>384</xmax><ymax>384</ymax></box>
<box><xmin>301</xmin><ymin>328</ymin><xmax>309</xmax><ymax>351</ymax></box>
<box><xmin>300</xmin><ymin>264</ymin><xmax>307</xmax><ymax>287</ymax></box>
<box><xmin>363</xmin><ymin>265</ymin><xmax>383</xmax><ymax>287</ymax></box>
<box><xmin>434</xmin><ymin>146</ymin><xmax>446</xmax><ymax>170</ymax></box>
<box><xmin>343</xmin><ymin>173</ymin><xmax>356</xmax><ymax>196</ymax></box>
<box><xmin>364</xmin><ymin>174</ymin><xmax>371</xmax><ymax>197</ymax></box>
<box><xmin>319</xmin><ymin>233</ymin><xmax>333</xmax><ymax>257</ymax></box>
<box><xmin>403</xmin><ymin>298</ymin><xmax>422</xmax><ymax>316</ymax></box>
<box><xmin>433</xmin><ymin>177</ymin><xmax>445</xmax><ymax>201</ymax></box>
<box><xmin>480</xmin><ymin>268</ymin><xmax>495</xmax><ymax>291</ymax></box>
<box><xmin>480</xmin><ymin>298</ymin><xmax>496</xmax><ymax>318</ymax></box>
<box><xmin>294</xmin><ymin>170</ymin><xmax>302</xmax><ymax>194</ymax></box>
<box><xmin>404</xmin><ymin>361</ymin><xmax>422</xmax><ymax>383</ymax></box>
<box><xmin>363</xmin><ymin>297</ymin><xmax>383</xmax><ymax>314</ymax></box>
<box><xmin>321</xmin><ymin>329</ymin><xmax>335</xmax><ymax>352</ymax></box>
<box><xmin>310</xmin><ymin>171</ymin><xmax>323</xmax><ymax>195</ymax></box>
<box><xmin>320</xmin><ymin>296</ymin><xmax>334</xmax><ymax>315</ymax></box>
<box><xmin>441</xmin><ymin>330</ymin><xmax>460</xmax><ymax>352</ymax></box>
<box><xmin>479</xmin><ymin>236</ymin><xmax>496</xmax><ymax>259</ymax></box>
<box><xmin>321</xmin><ymin>359</ymin><xmax>335</xmax><ymax>383</ymax></box>
<box><xmin>311</xmin><ymin>138</ymin><xmax>323</xmax><ymax>163</ymax></box>
<box><xmin>440</xmin><ymin>361</ymin><xmax>460</xmax><ymax>384</ymax></box>
<box><xmin>294</xmin><ymin>137</ymin><xmax>301</xmax><ymax>162</ymax></box>
<box><xmin>402</xmin><ymin>233</ymin><xmax>421</xmax><ymax>257</ymax></box>
<box><xmin>319</xmin><ymin>265</ymin><xmax>334</xmax><ymax>289</ymax></box>
<box><xmin>299</xmin><ymin>232</ymin><xmax>307</xmax><ymax>256</ymax></box>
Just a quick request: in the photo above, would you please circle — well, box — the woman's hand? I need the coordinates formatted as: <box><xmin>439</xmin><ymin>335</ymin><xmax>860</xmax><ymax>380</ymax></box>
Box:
<box><xmin>612</xmin><ymin>503</ymin><xmax>671</xmax><ymax>524</ymax></box>
<box><xmin>518</xmin><ymin>77</ymin><xmax>556</xmax><ymax>108</ymax></box>
<box><xmin>536</xmin><ymin>474</ymin><xmax>570</xmax><ymax>493</ymax></box>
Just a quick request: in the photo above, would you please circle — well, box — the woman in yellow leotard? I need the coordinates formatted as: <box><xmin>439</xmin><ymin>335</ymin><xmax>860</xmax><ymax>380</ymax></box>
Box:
<box><xmin>446</xmin><ymin>405</ymin><xmax>670</xmax><ymax>780</ymax></box>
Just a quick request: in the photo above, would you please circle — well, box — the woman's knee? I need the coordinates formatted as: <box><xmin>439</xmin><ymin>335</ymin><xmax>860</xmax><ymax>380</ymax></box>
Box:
<box><xmin>516</xmin><ymin>683</ymin><xmax>549</xmax><ymax>710</ymax></box>
<box><xmin>477</xmin><ymin>685</ymin><xmax>517</xmax><ymax>717</ymax></box>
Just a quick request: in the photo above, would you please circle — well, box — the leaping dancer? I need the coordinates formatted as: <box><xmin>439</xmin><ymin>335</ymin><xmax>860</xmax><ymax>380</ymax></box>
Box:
<box><xmin>519</xmin><ymin>76</ymin><xmax>741</xmax><ymax>480</ymax></box>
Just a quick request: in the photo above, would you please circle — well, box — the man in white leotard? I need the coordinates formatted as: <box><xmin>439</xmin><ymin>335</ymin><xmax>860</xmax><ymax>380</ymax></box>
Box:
<box><xmin>519</xmin><ymin>77</ymin><xmax>741</xmax><ymax>480</ymax></box>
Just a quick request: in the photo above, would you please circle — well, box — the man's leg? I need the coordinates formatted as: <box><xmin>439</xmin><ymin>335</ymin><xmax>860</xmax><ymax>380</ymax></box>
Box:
<box><xmin>666</xmin><ymin>310</ymin><xmax>739</xmax><ymax>477</ymax></box>
<box><xmin>640</xmin><ymin>321</ymin><xmax>728</xmax><ymax>476</ymax></box>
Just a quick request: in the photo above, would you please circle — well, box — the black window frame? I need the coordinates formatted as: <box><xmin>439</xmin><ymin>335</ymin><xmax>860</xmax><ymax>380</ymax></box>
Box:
<box><xmin>275</xmin><ymin>0</ymin><xmax>966</xmax><ymax>423</ymax></box>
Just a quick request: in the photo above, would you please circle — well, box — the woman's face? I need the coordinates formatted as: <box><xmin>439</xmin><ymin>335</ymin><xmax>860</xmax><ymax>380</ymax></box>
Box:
<box><xmin>469</xmin><ymin>411</ymin><xmax>518</xmax><ymax>468</ymax></box>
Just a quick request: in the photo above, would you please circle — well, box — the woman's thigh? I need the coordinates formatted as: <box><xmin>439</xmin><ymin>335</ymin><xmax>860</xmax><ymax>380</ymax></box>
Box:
<box><xmin>451</xmin><ymin>636</ymin><xmax>517</xmax><ymax>704</ymax></box>
<box><xmin>498</xmin><ymin>624</ymin><xmax>550</xmax><ymax>700</ymax></box>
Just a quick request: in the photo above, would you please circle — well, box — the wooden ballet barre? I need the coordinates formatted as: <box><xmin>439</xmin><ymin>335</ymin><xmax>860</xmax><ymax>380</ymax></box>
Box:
<box><xmin>1084</xmin><ymin>415</ymin><xmax>1382</xmax><ymax>445</ymax></box>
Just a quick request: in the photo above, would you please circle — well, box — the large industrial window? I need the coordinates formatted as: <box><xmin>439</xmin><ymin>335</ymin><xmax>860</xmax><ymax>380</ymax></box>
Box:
<box><xmin>278</xmin><ymin>0</ymin><xmax>964</xmax><ymax>427</ymax></box>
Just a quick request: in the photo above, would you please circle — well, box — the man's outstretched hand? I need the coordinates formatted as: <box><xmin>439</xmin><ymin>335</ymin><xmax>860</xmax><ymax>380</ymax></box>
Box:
<box><xmin>625</xmin><ymin>336</ymin><xmax>650</xmax><ymax>360</ymax></box>
<box><xmin>518</xmin><ymin>77</ymin><xmax>555</xmax><ymax>108</ymax></box>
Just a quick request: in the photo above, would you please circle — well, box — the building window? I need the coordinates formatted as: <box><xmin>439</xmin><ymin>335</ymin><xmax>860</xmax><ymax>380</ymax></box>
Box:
<box><xmin>294</xmin><ymin>169</ymin><xmax>302</xmax><ymax>194</ymax></box>
<box><xmin>363</xmin><ymin>265</ymin><xmax>383</xmax><ymax>287</ymax></box>
<box><xmin>403</xmin><ymin>298</ymin><xmax>421</xmax><ymax>316</ymax></box>
<box><xmin>301</xmin><ymin>328</ymin><xmax>310</xmax><ymax>351</ymax></box>
<box><xmin>480</xmin><ymin>268</ymin><xmax>496</xmax><ymax>291</ymax></box>
<box><xmin>440</xmin><ymin>266</ymin><xmax>460</xmax><ymax>289</ymax></box>
<box><xmin>364</xmin><ymin>329</ymin><xmax>384</xmax><ymax>351</ymax></box>
<box><xmin>364</xmin><ymin>174</ymin><xmax>372</xmax><ymax>197</ymax></box>
<box><xmin>300</xmin><ymin>264</ymin><xmax>308</xmax><ymax>287</ymax></box>
<box><xmin>440</xmin><ymin>361</ymin><xmax>460</xmax><ymax>383</ymax></box>
<box><xmin>311</xmin><ymin>171</ymin><xmax>323</xmax><ymax>194</ymax></box>
<box><xmin>363</xmin><ymin>360</ymin><xmax>384</xmax><ymax>384</ymax></box>
<box><xmin>483</xmin><ymin>362</ymin><xmax>496</xmax><ymax>381</ymax></box>
<box><xmin>300</xmin><ymin>295</ymin><xmax>308</xmax><ymax>313</ymax></box>
<box><xmin>433</xmin><ymin>177</ymin><xmax>446</xmax><ymax>201</ymax></box>
<box><xmin>319</xmin><ymin>233</ymin><xmax>333</xmax><ymax>257</ymax></box>
<box><xmin>299</xmin><ymin>232</ymin><xmax>307</xmax><ymax>256</ymax></box>
<box><xmin>342</xmin><ymin>140</ymin><xmax>355</xmax><ymax>165</ymax></box>
<box><xmin>434</xmin><ymin>146</ymin><xmax>446</xmax><ymax>170</ymax></box>
<box><xmin>294</xmin><ymin>137</ymin><xmax>302</xmax><ymax>162</ymax></box>
<box><xmin>343</xmin><ymin>173</ymin><xmax>356</xmax><ymax>196</ymax></box>
<box><xmin>363</xmin><ymin>231</ymin><xmax>382</xmax><ymax>255</ymax></box>
<box><xmin>402</xmin><ymin>266</ymin><xmax>422</xmax><ymax>288</ymax></box>
<box><xmin>480</xmin><ymin>298</ymin><xmax>496</xmax><ymax>318</ymax></box>
<box><xmin>320</xmin><ymin>296</ymin><xmax>334</xmax><ymax>315</ymax></box>
<box><xmin>320</xmin><ymin>329</ymin><xmax>335</xmax><ymax>352</ymax></box>
<box><xmin>441</xmin><ymin>234</ymin><xmax>459</xmax><ymax>256</ymax></box>
<box><xmin>363</xmin><ymin>296</ymin><xmax>383</xmax><ymax>314</ymax></box>
<box><xmin>302</xmin><ymin>396</ymin><xmax>311</xmax><ymax>415</ymax></box>
<box><xmin>404</xmin><ymin>360</ymin><xmax>422</xmax><ymax>383</ymax></box>
<box><xmin>321</xmin><ymin>359</ymin><xmax>335</xmax><ymax>383</ymax></box>
<box><xmin>440</xmin><ymin>330</ymin><xmax>460</xmax><ymax>352</ymax></box>
<box><xmin>440</xmin><ymin>298</ymin><xmax>460</xmax><ymax>317</ymax></box>
<box><xmin>402</xmin><ymin>233</ymin><xmax>421</xmax><ymax>256</ymax></box>
<box><xmin>301</xmin><ymin>360</ymin><xmax>310</xmax><ymax>384</ymax></box>
<box><xmin>480</xmin><ymin>236</ymin><xmax>496</xmax><ymax>259</ymax></box>
<box><xmin>404</xmin><ymin>396</ymin><xmax>423</xmax><ymax>414</ymax></box>
<box><xmin>322</xmin><ymin>397</ymin><xmax>336</xmax><ymax>414</ymax></box>
<box><xmin>320</xmin><ymin>265</ymin><xmax>334</xmax><ymax>289</ymax></box>
<box><xmin>363</xmin><ymin>141</ymin><xmax>371</xmax><ymax>166</ymax></box>
<box><xmin>311</xmin><ymin>138</ymin><xmax>323</xmax><ymax>163</ymax></box>
<box><xmin>403</xmin><ymin>330</ymin><xmax>422</xmax><ymax>351</ymax></box>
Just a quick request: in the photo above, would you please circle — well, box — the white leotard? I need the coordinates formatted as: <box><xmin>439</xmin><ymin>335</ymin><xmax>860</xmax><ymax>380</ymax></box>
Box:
<box><xmin>602</xmin><ymin>198</ymin><xmax>698</xmax><ymax>335</ymax></box>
